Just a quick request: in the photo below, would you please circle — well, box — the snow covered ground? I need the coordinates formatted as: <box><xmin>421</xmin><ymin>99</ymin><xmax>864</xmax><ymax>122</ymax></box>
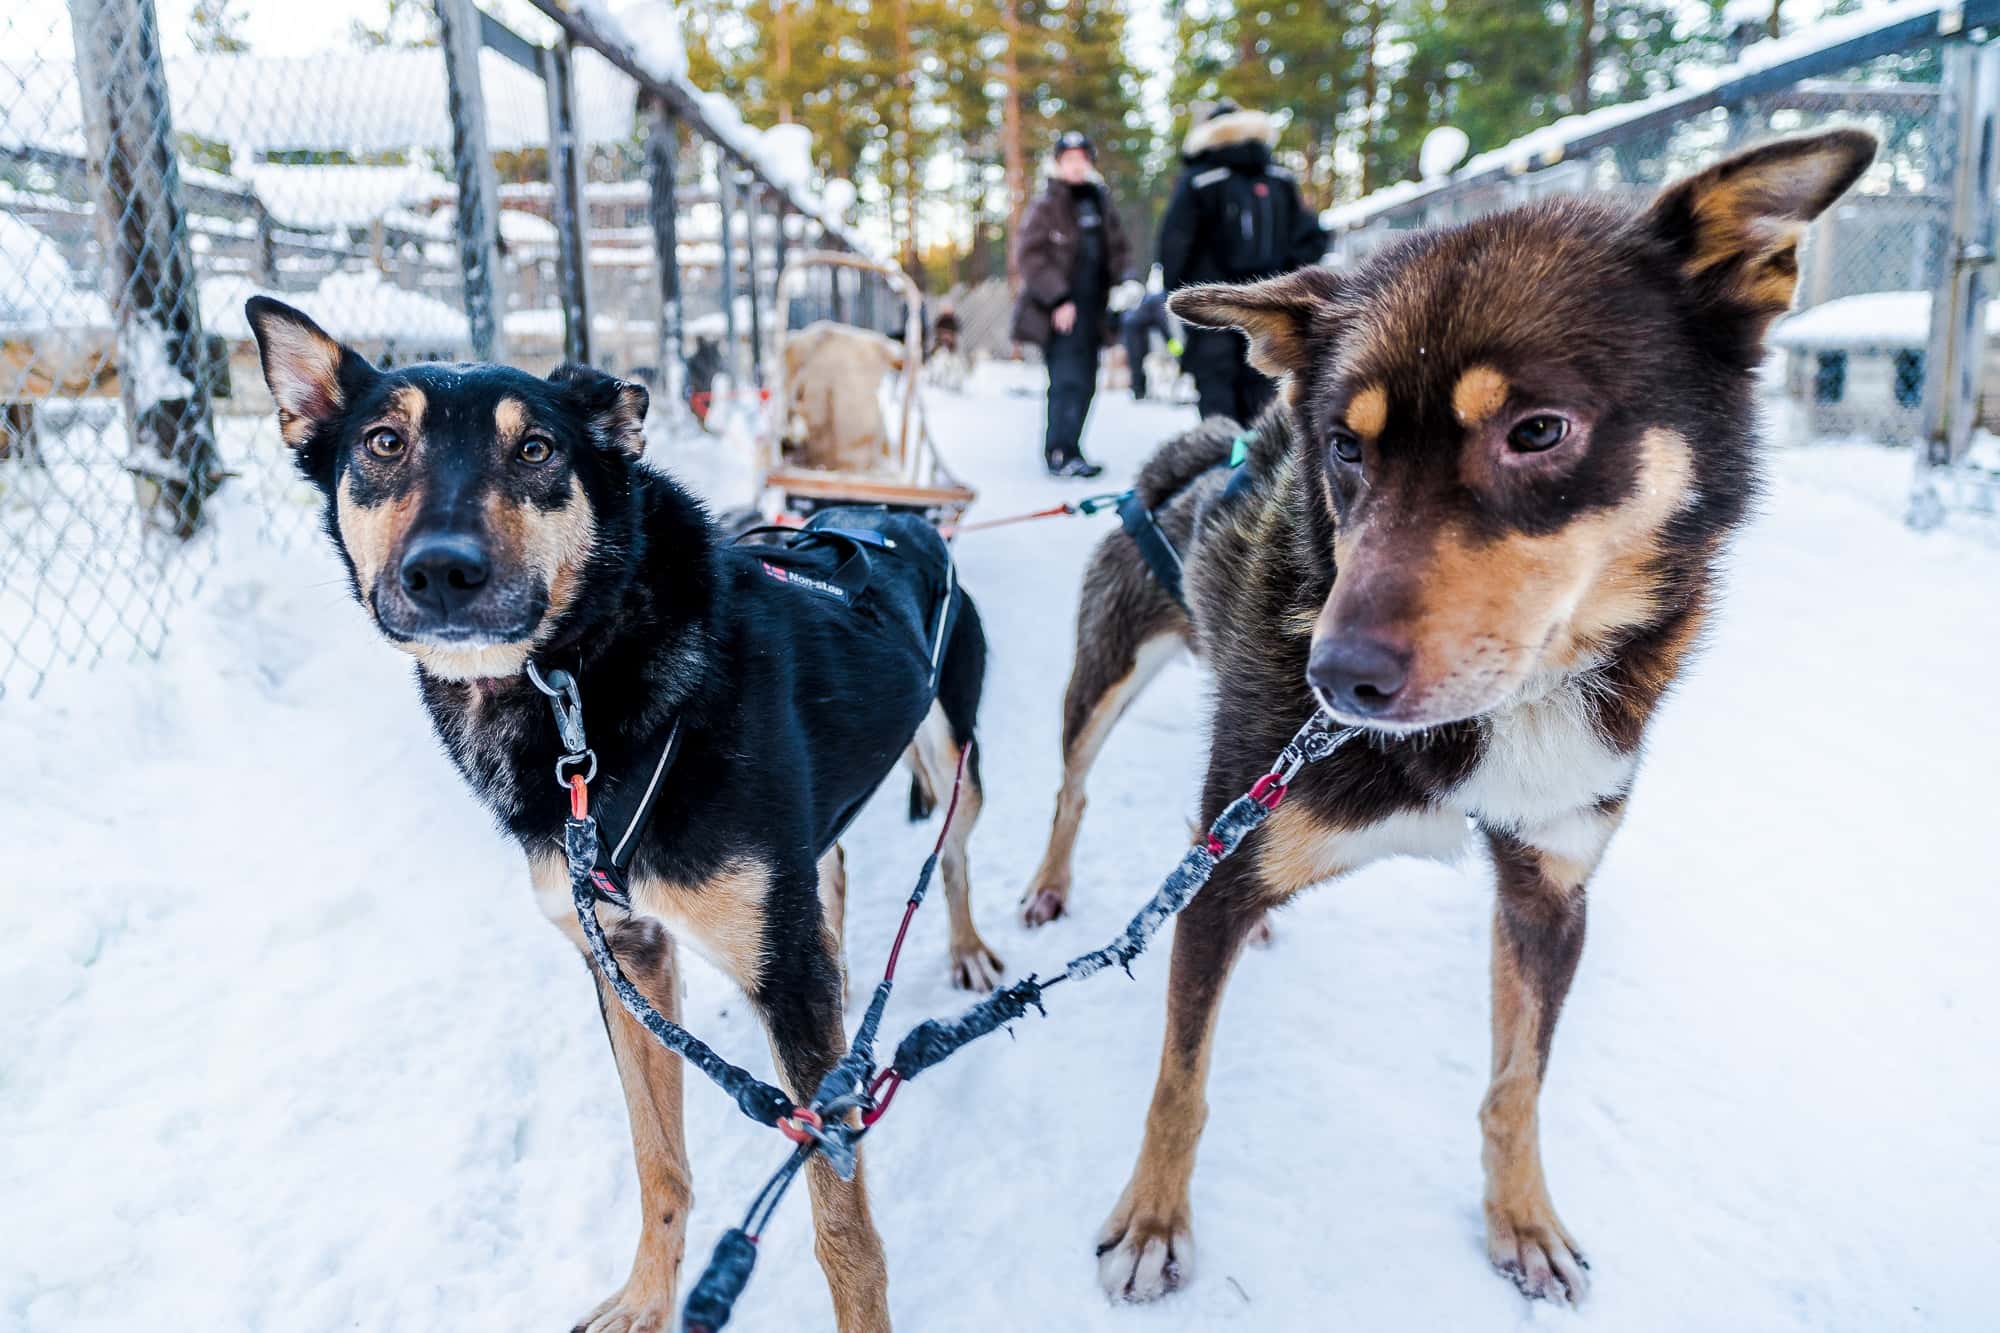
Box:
<box><xmin>4</xmin><ymin>363</ymin><xmax>1997</xmax><ymax>1332</ymax></box>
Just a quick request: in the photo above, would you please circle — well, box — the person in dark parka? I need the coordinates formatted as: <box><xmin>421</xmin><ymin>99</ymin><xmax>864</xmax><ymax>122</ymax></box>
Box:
<box><xmin>1120</xmin><ymin>289</ymin><xmax>1176</xmax><ymax>401</ymax></box>
<box><xmin>1158</xmin><ymin>101</ymin><xmax>1327</xmax><ymax>425</ymax></box>
<box><xmin>1009</xmin><ymin>130</ymin><xmax>1134</xmax><ymax>478</ymax></box>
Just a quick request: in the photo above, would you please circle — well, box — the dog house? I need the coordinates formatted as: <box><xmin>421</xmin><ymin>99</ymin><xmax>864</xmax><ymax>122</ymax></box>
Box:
<box><xmin>1769</xmin><ymin>291</ymin><xmax>2000</xmax><ymax>444</ymax></box>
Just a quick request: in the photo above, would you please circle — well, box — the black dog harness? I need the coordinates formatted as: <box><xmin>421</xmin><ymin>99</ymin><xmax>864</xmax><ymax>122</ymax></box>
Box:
<box><xmin>1120</xmin><ymin>431</ymin><xmax>1254</xmax><ymax>614</ymax></box>
<box><xmin>1116</xmin><ymin>489</ymin><xmax>1189</xmax><ymax>610</ymax></box>
<box><xmin>536</xmin><ymin>509</ymin><xmax>959</xmax><ymax>909</ymax></box>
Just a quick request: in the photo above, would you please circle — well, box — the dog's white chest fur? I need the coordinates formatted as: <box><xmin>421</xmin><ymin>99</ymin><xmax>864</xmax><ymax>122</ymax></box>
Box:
<box><xmin>1449</xmin><ymin>679</ymin><xmax>1636</xmax><ymax>831</ymax></box>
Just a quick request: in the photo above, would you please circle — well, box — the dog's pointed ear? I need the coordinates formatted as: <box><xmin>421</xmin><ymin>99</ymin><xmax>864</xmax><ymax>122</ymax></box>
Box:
<box><xmin>1642</xmin><ymin>129</ymin><xmax>1876</xmax><ymax>335</ymax></box>
<box><xmin>1168</xmin><ymin>266</ymin><xmax>1341</xmax><ymax>379</ymax></box>
<box><xmin>548</xmin><ymin>363</ymin><xmax>649</xmax><ymax>455</ymax></box>
<box><xmin>245</xmin><ymin>296</ymin><xmax>373</xmax><ymax>446</ymax></box>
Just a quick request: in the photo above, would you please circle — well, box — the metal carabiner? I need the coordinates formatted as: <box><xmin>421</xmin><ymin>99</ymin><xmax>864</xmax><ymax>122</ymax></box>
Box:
<box><xmin>527</xmin><ymin>660</ymin><xmax>589</xmax><ymax>756</ymax></box>
<box><xmin>1272</xmin><ymin>709</ymin><xmax>1357</xmax><ymax>786</ymax></box>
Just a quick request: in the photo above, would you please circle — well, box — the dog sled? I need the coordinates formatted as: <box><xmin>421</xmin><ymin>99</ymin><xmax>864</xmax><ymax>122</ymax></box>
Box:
<box><xmin>759</xmin><ymin>251</ymin><xmax>975</xmax><ymax>527</ymax></box>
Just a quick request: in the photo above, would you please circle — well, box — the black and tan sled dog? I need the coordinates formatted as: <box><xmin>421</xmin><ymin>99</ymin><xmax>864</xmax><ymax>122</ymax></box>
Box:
<box><xmin>246</xmin><ymin>296</ymin><xmax>1003</xmax><ymax>1332</ymax></box>
<box><xmin>1022</xmin><ymin>130</ymin><xmax>1877</xmax><ymax>1306</ymax></box>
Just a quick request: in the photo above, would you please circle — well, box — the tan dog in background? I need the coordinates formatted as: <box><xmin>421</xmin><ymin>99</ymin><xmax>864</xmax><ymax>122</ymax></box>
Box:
<box><xmin>783</xmin><ymin>320</ymin><xmax>906</xmax><ymax>473</ymax></box>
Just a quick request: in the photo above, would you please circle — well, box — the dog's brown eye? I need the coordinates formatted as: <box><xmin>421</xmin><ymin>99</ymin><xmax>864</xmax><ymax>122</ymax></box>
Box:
<box><xmin>1328</xmin><ymin>430</ymin><xmax>1363</xmax><ymax>464</ymax></box>
<box><xmin>365</xmin><ymin>428</ymin><xmax>404</xmax><ymax>459</ymax></box>
<box><xmin>519</xmin><ymin>435</ymin><xmax>553</xmax><ymax>465</ymax></box>
<box><xmin>1508</xmin><ymin>415</ymin><xmax>1569</xmax><ymax>452</ymax></box>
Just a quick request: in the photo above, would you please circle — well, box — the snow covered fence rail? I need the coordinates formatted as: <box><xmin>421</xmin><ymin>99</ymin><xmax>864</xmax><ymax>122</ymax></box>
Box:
<box><xmin>1323</xmin><ymin>2</ymin><xmax>2000</xmax><ymax>530</ymax></box>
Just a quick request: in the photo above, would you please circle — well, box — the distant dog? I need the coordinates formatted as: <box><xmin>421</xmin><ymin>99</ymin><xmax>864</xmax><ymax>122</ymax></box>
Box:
<box><xmin>247</xmin><ymin>296</ymin><xmax>1003</xmax><ymax>1332</ymax></box>
<box><xmin>1020</xmin><ymin>131</ymin><xmax>1877</xmax><ymax>1307</ymax></box>
<box><xmin>783</xmin><ymin>319</ymin><xmax>906</xmax><ymax>472</ymax></box>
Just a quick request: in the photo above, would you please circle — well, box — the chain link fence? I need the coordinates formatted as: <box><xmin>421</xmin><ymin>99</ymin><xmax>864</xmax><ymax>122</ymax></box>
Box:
<box><xmin>0</xmin><ymin>0</ymin><xmax>880</xmax><ymax>701</ymax></box>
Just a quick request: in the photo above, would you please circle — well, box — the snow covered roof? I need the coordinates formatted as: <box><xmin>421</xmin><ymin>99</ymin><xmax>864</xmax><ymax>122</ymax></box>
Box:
<box><xmin>202</xmin><ymin>272</ymin><xmax>468</xmax><ymax>348</ymax></box>
<box><xmin>430</xmin><ymin>206</ymin><xmax>563</xmax><ymax>249</ymax></box>
<box><xmin>1772</xmin><ymin>291</ymin><xmax>1931</xmax><ymax>349</ymax></box>
<box><xmin>1324</xmin><ymin>0</ymin><xmax>1973</xmax><ymax>232</ymax></box>
<box><xmin>0</xmin><ymin>215</ymin><xmax>111</xmax><ymax>334</ymax></box>
<box><xmin>3</xmin><ymin>0</ymin><xmax>875</xmax><ymax>267</ymax></box>
<box><xmin>242</xmin><ymin>163</ymin><xmax>442</xmax><ymax>231</ymax></box>
<box><xmin>0</xmin><ymin>46</ymin><xmax>638</xmax><ymax>157</ymax></box>
<box><xmin>1</xmin><ymin>210</ymin><xmax>469</xmax><ymax>354</ymax></box>
<box><xmin>1769</xmin><ymin>289</ymin><xmax>2000</xmax><ymax>351</ymax></box>
<box><xmin>502</xmin><ymin>308</ymin><xmax>660</xmax><ymax>341</ymax></box>
<box><xmin>380</xmin><ymin>208</ymin><xmax>456</xmax><ymax>242</ymax></box>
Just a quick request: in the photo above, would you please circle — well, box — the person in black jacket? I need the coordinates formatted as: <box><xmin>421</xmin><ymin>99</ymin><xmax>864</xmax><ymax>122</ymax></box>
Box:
<box><xmin>1158</xmin><ymin>101</ymin><xmax>1327</xmax><ymax>424</ymax></box>
<box><xmin>1119</xmin><ymin>288</ymin><xmax>1177</xmax><ymax>401</ymax></box>
<box><xmin>1009</xmin><ymin>130</ymin><xmax>1135</xmax><ymax>477</ymax></box>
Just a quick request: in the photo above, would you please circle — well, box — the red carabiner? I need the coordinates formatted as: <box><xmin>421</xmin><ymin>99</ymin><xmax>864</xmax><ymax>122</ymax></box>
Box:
<box><xmin>777</xmin><ymin>1106</ymin><xmax>824</xmax><ymax>1144</ymax></box>
<box><xmin>569</xmin><ymin>772</ymin><xmax>590</xmax><ymax>820</ymax></box>
<box><xmin>861</xmin><ymin>1069</ymin><xmax>904</xmax><ymax>1127</ymax></box>
<box><xmin>1248</xmin><ymin>773</ymin><xmax>1287</xmax><ymax>810</ymax></box>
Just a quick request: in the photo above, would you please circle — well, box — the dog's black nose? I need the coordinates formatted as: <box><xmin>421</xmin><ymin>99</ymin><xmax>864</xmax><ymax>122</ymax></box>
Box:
<box><xmin>399</xmin><ymin>533</ymin><xmax>490</xmax><ymax>617</ymax></box>
<box><xmin>1307</xmin><ymin>634</ymin><xmax>1411</xmax><ymax>716</ymax></box>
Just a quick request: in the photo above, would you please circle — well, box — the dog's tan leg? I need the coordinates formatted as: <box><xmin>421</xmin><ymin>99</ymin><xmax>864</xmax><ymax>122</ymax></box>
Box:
<box><xmin>1095</xmin><ymin>857</ymin><xmax>1273</xmax><ymax>1301</ymax></box>
<box><xmin>1480</xmin><ymin>820</ymin><xmax>1608</xmax><ymax>1306</ymax></box>
<box><xmin>819</xmin><ymin>843</ymin><xmax>849</xmax><ymax>997</ymax></box>
<box><xmin>797</xmin><ymin>1151</ymin><xmax>889</xmax><ymax>1333</ymax></box>
<box><xmin>911</xmin><ymin>703</ymin><xmax>1001</xmax><ymax>991</ymax></box>
<box><xmin>581</xmin><ymin>921</ymin><xmax>694</xmax><ymax>1333</ymax></box>
<box><xmin>1023</xmin><ymin>625</ymin><xmax>1183</xmax><ymax>927</ymax></box>
<box><xmin>760</xmin><ymin>933</ymin><xmax>892</xmax><ymax>1333</ymax></box>
<box><xmin>530</xmin><ymin>855</ymin><xmax>693</xmax><ymax>1332</ymax></box>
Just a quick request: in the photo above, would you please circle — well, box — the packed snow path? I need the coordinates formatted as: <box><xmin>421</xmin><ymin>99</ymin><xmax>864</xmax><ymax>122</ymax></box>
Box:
<box><xmin>4</xmin><ymin>365</ymin><xmax>1996</xmax><ymax>1331</ymax></box>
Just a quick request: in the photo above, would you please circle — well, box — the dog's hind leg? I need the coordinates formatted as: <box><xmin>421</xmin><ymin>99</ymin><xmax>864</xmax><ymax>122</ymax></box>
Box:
<box><xmin>1022</xmin><ymin>556</ymin><xmax>1186</xmax><ymax>927</ymax></box>
<box><xmin>923</xmin><ymin>592</ymin><xmax>1002</xmax><ymax>991</ymax></box>
<box><xmin>911</xmin><ymin>701</ymin><xmax>1002</xmax><ymax>991</ymax></box>
<box><xmin>757</xmin><ymin>877</ymin><xmax>891</xmax><ymax>1333</ymax></box>
<box><xmin>1479</xmin><ymin>819</ymin><xmax>1611</xmax><ymax>1307</ymax></box>
<box><xmin>819</xmin><ymin>843</ymin><xmax>850</xmax><ymax>998</ymax></box>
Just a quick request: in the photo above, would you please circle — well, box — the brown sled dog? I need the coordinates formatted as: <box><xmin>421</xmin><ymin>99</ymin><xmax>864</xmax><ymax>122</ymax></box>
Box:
<box><xmin>1021</xmin><ymin>131</ymin><xmax>1876</xmax><ymax>1306</ymax></box>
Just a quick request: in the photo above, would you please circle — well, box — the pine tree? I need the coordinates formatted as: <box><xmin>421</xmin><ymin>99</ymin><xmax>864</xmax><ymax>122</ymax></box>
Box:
<box><xmin>1014</xmin><ymin>0</ymin><xmax>1152</xmax><ymax>257</ymax></box>
<box><xmin>679</xmin><ymin>0</ymin><xmax>1148</xmax><ymax>284</ymax></box>
<box><xmin>189</xmin><ymin>0</ymin><xmax>250</xmax><ymax>54</ymax></box>
<box><xmin>348</xmin><ymin>0</ymin><xmax>438</xmax><ymax>49</ymax></box>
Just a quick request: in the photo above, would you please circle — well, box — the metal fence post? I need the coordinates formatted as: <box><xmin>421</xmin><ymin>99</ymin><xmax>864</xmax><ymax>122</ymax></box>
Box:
<box><xmin>253</xmin><ymin>202</ymin><xmax>277</xmax><ymax>285</ymax></box>
<box><xmin>435</xmin><ymin>0</ymin><xmax>505</xmax><ymax>362</ymax></box>
<box><xmin>541</xmin><ymin>31</ymin><xmax>592</xmax><ymax>367</ymax></box>
<box><xmin>68</xmin><ymin>0</ymin><xmax>222</xmax><ymax>539</ymax></box>
<box><xmin>717</xmin><ymin>155</ymin><xmax>742</xmax><ymax>385</ymax></box>
<box><xmin>645</xmin><ymin>97</ymin><xmax>690</xmax><ymax>428</ymax></box>
<box><xmin>743</xmin><ymin>176</ymin><xmax>766</xmax><ymax>387</ymax></box>
<box><xmin>772</xmin><ymin>201</ymin><xmax>791</xmax><ymax>334</ymax></box>
<box><xmin>1913</xmin><ymin>39</ymin><xmax>2000</xmax><ymax>529</ymax></box>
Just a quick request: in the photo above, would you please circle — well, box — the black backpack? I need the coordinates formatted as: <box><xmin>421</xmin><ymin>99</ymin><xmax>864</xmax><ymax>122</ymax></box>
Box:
<box><xmin>1198</xmin><ymin>165</ymin><xmax>1289</xmax><ymax>280</ymax></box>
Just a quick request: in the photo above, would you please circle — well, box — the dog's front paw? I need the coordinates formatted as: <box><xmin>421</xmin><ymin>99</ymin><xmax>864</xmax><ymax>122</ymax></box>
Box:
<box><xmin>571</xmin><ymin>1285</ymin><xmax>676</xmax><ymax>1333</ymax></box>
<box><xmin>1095</xmin><ymin>1184</ymin><xmax>1194</xmax><ymax>1302</ymax></box>
<box><xmin>1019</xmin><ymin>883</ymin><xmax>1067</xmax><ymax>928</ymax></box>
<box><xmin>1487</xmin><ymin>1198</ymin><xmax>1590</xmax><ymax>1305</ymax></box>
<box><xmin>950</xmin><ymin>936</ymin><xmax>1005</xmax><ymax>992</ymax></box>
